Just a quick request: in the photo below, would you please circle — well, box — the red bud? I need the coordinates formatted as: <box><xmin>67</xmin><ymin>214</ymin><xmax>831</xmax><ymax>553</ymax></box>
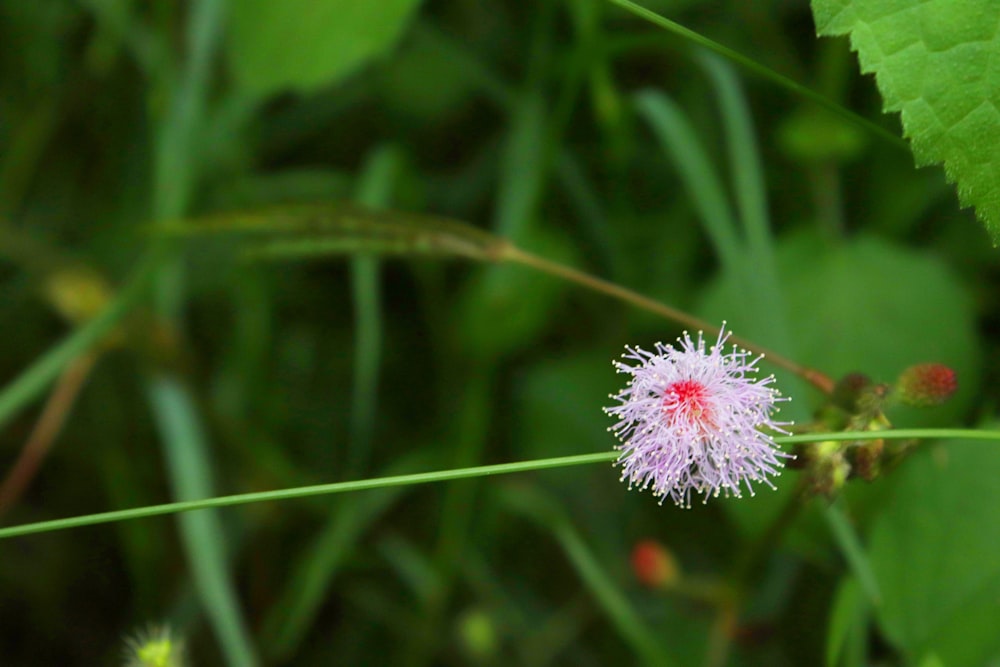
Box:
<box><xmin>631</xmin><ymin>539</ymin><xmax>679</xmax><ymax>589</ymax></box>
<box><xmin>896</xmin><ymin>364</ymin><xmax>957</xmax><ymax>407</ymax></box>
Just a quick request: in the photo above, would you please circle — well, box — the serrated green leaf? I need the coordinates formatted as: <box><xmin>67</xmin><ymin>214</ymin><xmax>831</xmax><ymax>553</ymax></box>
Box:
<box><xmin>811</xmin><ymin>0</ymin><xmax>1000</xmax><ymax>242</ymax></box>
<box><xmin>227</xmin><ymin>0</ymin><xmax>424</xmax><ymax>96</ymax></box>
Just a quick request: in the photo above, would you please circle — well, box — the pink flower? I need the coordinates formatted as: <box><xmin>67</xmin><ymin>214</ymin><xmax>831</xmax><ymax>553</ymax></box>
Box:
<box><xmin>604</xmin><ymin>324</ymin><xmax>792</xmax><ymax>508</ymax></box>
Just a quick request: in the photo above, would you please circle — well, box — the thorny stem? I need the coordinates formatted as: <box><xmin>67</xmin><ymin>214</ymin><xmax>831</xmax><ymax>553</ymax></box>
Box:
<box><xmin>504</xmin><ymin>245</ymin><xmax>835</xmax><ymax>393</ymax></box>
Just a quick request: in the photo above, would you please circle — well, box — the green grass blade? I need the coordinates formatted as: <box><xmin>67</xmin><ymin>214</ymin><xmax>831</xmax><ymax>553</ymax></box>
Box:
<box><xmin>700</xmin><ymin>55</ymin><xmax>774</xmax><ymax>274</ymax></box>
<box><xmin>348</xmin><ymin>146</ymin><xmax>402</xmax><ymax>473</ymax></box>
<box><xmin>634</xmin><ymin>89</ymin><xmax>743</xmax><ymax>271</ymax></box>
<box><xmin>496</xmin><ymin>91</ymin><xmax>548</xmax><ymax>239</ymax></box>
<box><xmin>262</xmin><ymin>451</ymin><xmax>430</xmax><ymax>661</ymax></box>
<box><xmin>151</xmin><ymin>0</ymin><xmax>225</xmax><ymax>222</ymax></box>
<box><xmin>0</xmin><ymin>247</ymin><xmax>165</xmax><ymax>432</ymax></box>
<box><xmin>606</xmin><ymin>0</ymin><xmax>905</xmax><ymax>149</ymax></box>
<box><xmin>502</xmin><ymin>486</ymin><xmax>673</xmax><ymax>666</ymax></box>
<box><xmin>825</xmin><ymin>577</ymin><xmax>868</xmax><ymax>667</ymax></box>
<box><xmin>553</xmin><ymin>519</ymin><xmax>671</xmax><ymax>665</ymax></box>
<box><xmin>147</xmin><ymin>375</ymin><xmax>259</xmax><ymax>667</ymax></box>
<box><xmin>822</xmin><ymin>501</ymin><xmax>881</xmax><ymax>607</ymax></box>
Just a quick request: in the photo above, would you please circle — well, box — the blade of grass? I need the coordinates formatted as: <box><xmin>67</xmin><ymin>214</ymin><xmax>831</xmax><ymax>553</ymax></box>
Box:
<box><xmin>0</xmin><ymin>246</ymin><xmax>165</xmax><ymax>433</ymax></box>
<box><xmin>0</xmin><ymin>430</ymin><xmax>994</xmax><ymax>542</ymax></box>
<box><xmin>700</xmin><ymin>55</ymin><xmax>774</xmax><ymax>278</ymax></box>
<box><xmin>151</xmin><ymin>0</ymin><xmax>223</xmax><ymax>225</ymax></box>
<box><xmin>496</xmin><ymin>91</ymin><xmax>549</xmax><ymax>239</ymax></box>
<box><xmin>262</xmin><ymin>142</ymin><xmax>405</xmax><ymax>659</ymax></box>
<box><xmin>605</xmin><ymin>0</ymin><xmax>906</xmax><ymax>150</ymax></box>
<box><xmin>145</xmin><ymin>1</ymin><xmax>259</xmax><ymax>663</ymax></box>
<box><xmin>349</xmin><ymin>145</ymin><xmax>402</xmax><ymax>473</ymax></box>
<box><xmin>147</xmin><ymin>375</ymin><xmax>258</xmax><ymax>667</ymax></box>
<box><xmin>262</xmin><ymin>450</ymin><xmax>433</xmax><ymax>661</ymax></box>
<box><xmin>822</xmin><ymin>500</ymin><xmax>882</xmax><ymax>606</ymax></box>
<box><xmin>502</xmin><ymin>486</ymin><xmax>673</xmax><ymax>665</ymax></box>
<box><xmin>552</xmin><ymin>519</ymin><xmax>671</xmax><ymax>665</ymax></box>
<box><xmin>169</xmin><ymin>203</ymin><xmax>509</xmax><ymax>262</ymax></box>
<box><xmin>826</xmin><ymin>577</ymin><xmax>868</xmax><ymax>667</ymax></box>
<box><xmin>405</xmin><ymin>82</ymin><xmax>554</xmax><ymax>665</ymax></box>
<box><xmin>633</xmin><ymin>89</ymin><xmax>743</xmax><ymax>272</ymax></box>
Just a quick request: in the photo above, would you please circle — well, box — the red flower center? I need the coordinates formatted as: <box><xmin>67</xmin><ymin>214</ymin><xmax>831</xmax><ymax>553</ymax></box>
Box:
<box><xmin>663</xmin><ymin>379</ymin><xmax>711</xmax><ymax>423</ymax></box>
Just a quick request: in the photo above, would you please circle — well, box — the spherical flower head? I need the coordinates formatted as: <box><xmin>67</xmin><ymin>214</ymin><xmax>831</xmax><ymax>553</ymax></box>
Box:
<box><xmin>604</xmin><ymin>324</ymin><xmax>792</xmax><ymax>508</ymax></box>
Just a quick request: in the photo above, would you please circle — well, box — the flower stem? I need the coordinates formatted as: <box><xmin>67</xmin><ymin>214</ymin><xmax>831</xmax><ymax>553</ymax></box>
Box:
<box><xmin>504</xmin><ymin>245</ymin><xmax>835</xmax><ymax>393</ymax></box>
<box><xmin>2</xmin><ymin>430</ymin><xmax>995</xmax><ymax>541</ymax></box>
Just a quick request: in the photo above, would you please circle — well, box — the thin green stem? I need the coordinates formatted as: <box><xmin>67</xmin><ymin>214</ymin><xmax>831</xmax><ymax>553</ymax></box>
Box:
<box><xmin>0</xmin><ymin>452</ymin><xmax>613</xmax><ymax>541</ymax></box>
<box><xmin>605</xmin><ymin>0</ymin><xmax>907</xmax><ymax>150</ymax></box>
<box><xmin>0</xmin><ymin>430</ymin><xmax>995</xmax><ymax>542</ymax></box>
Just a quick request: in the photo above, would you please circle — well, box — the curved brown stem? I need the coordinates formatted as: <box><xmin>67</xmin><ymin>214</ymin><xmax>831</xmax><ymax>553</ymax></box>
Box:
<box><xmin>503</xmin><ymin>245</ymin><xmax>834</xmax><ymax>394</ymax></box>
<box><xmin>0</xmin><ymin>352</ymin><xmax>99</xmax><ymax>517</ymax></box>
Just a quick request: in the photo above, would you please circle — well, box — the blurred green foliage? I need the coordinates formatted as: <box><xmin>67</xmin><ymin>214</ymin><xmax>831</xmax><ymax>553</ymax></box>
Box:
<box><xmin>0</xmin><ymin>0</ymin><xmax>998</xmax><ymax>665</ymax></box>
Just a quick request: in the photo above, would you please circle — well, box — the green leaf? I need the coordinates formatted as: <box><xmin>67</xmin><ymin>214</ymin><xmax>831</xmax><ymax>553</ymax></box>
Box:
<box><xmin>868</xmin><ymin>435</ymin><xmax>1000</xmax><ymax>666</ymax></box>
<box><xmin>701</xmin><ymin>231</ymin><xmax>980</xmax><ymax>425</ymax></box>
<box><xmin>826</xmin><ymin>577</ymin><xmax>868</xmax><ymax>667</ymax></box>
<box><xmin>811</xmin><ymin>0</ymin><xmax>1000</xmax><ymax>242</ymax></box>
<box><xmin>227</xmin><ymin>0</ymin><xmax>424</xmax><ymax>96</ymax></box>
<box><xmin>699</xmin><ymin>231</ymin><xmax>980</xmax><ymax>546</ymax></box>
